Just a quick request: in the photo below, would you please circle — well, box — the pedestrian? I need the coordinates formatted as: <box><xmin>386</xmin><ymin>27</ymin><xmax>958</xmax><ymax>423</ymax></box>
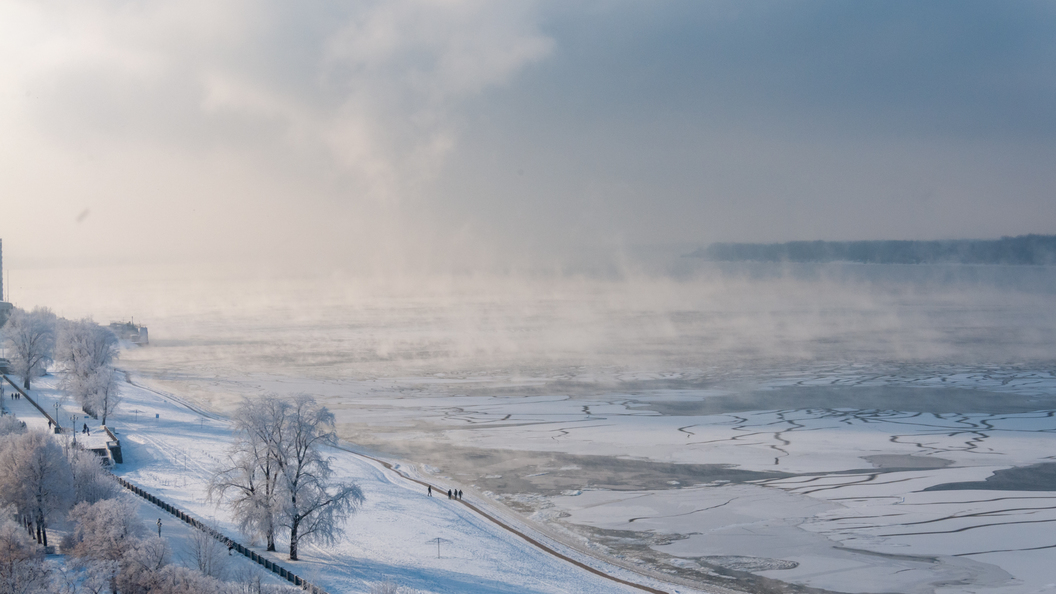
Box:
<box><xmin>447</xmin><ymin>489</ymin><xmax>452</xmax><ymax>499</ymax></box>
<box><xmin>48</xmin><ymin>420</ymin><xmax>52</xmax><ymax>429</ymax></box>
<box><xmin>458</xmin><ymin>489</ymin><xmax>463</xmax><ymax>500</ymax></box>
<box><xmin>427</xmin><ymin>485</ymin><xmax>432</xmax><ymax>497</ymax></box>
<box><xmin>83</xmin><ymin>423</ymin><xmax>87</xmax><ymax>434</ymax></box>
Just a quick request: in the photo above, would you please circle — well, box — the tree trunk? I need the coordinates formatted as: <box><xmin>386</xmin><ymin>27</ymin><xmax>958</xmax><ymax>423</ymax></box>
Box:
<box><xmin>266</xmin><ymin>530</ymin><xmax>275</xmax><ymax>552</ymax></box>
<box><xmin>23</xmin><ymin>376</ymin><xmax>30</xmax><ymax>390</ymax></box>
<box><xmin>289</xmin><ymin>517</ymin><xmax>300</xmax><ymax>561</ymax></box>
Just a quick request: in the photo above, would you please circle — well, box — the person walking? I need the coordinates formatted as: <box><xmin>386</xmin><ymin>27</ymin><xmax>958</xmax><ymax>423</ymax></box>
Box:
<box><xmin>427</xmin><ymin>485</ymin><xmax>432</xmax><ymax>497</ymax></box>
<box><xmin>447</xmin><ymin>489</ymin><xmax>452</xmax><ymax>499</ymax></box>
<box><xmin>458</xmin><ymin>489</ymin><xmax>463</xmax><ymax>500</ymax></box>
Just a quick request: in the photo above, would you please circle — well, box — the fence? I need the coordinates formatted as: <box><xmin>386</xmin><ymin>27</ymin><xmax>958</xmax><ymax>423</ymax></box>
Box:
<box><xmin>112</xmin><ymin>475</ymin><xmax>328</xmax><ymax>594</ymax></box>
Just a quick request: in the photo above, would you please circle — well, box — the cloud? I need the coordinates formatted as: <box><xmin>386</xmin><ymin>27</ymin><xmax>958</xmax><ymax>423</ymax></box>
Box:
<box><xmin>0</xmin><ymin>0</ymin><xmax>553</xmax><ymax>268</ymax></box>
<box><xmin>1</xmin><ymin>0</ymin><xmax>1054</xmax><ymax>273</ymax></box>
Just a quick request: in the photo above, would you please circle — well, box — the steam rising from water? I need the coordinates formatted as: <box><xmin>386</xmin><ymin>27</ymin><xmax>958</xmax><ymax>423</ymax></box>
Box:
<box><xmin>10</xmin><ymin>260</ymin><xmax>1056</xmax><ymax>381</ymax></box>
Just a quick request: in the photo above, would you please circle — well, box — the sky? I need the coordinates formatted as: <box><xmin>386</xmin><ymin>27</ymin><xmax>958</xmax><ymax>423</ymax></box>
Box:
<box><xmin>2</xmin><ymin>0</ymin><xmax>1055</xmax><ymax>274</ymax></box>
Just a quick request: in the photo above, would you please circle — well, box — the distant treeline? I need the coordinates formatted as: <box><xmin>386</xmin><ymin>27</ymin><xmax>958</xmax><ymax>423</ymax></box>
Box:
<box><xmin>691</xmin><ymin>234</ymin><xmax>1056</xmax><ymax>265</ymax></box>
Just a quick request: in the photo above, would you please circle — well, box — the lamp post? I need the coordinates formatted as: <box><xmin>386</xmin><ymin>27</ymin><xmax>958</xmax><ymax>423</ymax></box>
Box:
<box><xmin>71</xmin><ymin>415</ymin><xmax>77</xmax><ymax>446</ymax></box>
<box><xmin>54</xmin><ymin>403</ymin><xmax>59</xmax><ymax>432</ymax></box>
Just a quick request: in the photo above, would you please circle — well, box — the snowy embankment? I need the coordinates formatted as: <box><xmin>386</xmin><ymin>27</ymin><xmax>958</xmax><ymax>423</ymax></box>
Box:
<box><xmin>13</xmin><ymin>373</ymin><xmax>703</xmax><ymax>594</ymax></box>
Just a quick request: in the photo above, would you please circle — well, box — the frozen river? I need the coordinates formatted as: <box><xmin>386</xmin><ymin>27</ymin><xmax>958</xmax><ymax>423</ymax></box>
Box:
<box><xmin>16</xmin><ymin>260</ymin><xmax>1056</xmax><ymax>592</ymax></box>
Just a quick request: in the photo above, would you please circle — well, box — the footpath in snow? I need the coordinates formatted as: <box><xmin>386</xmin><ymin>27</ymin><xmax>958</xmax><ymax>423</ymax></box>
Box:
<box><xmin>7</xmin><ymin>373</ymin><xmax>704</xmax><ymax>594</ymax></box>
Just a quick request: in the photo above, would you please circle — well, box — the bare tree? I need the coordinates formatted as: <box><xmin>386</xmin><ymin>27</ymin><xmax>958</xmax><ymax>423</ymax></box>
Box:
<box><xmin>276</xmin><ymin>395</ymin><xmax>363</xmax><ymax>561</ymax></box>
<box><xmin>4</xmin><ymin>308</ymin><xmax>56</xmax><ymax>390</ymax></box>
<box><xmin>210</xmin><ymin>397</ymin><xmax>287</xmax><ymax>552</ymax></box>
<box><xmin>56</xmin><ymin>320</ymin><xmax>118</xmax><ymax>417</ymax></box>
<box><xmin>211</xmin><ymin>394</ymin><xmax>363</xmax><ymax>561</ymax></box>
<box><xmin>182</xmin><ymin>524</ymin><xmax>228</xmax><ymax>581</ymax></box>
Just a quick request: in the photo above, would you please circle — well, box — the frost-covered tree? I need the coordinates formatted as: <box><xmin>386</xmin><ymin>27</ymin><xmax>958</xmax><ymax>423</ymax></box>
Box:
<box><xmin>0</xmin><ymin>516</ymin><xmax>50</xmax><ymax>594</ymax></box>
<box><xmin>0</xmin><ymin>431</ymin><xmax>73</xmax><ymax>547</ymax></box>
<box><xmin>212</xmin><ymin>394</ymin><xmax>363</xmax><ymax>561</ymax></box>
<box><xmin>4</xmin><ymin>308</ymin><xmax>56</xmax><ymax>390</ymax></box>
<box><xmin>65</xmin><ymin>498</ymin><xmax>144</xmax><ymax>563</ymax></box>
<box><xmin>67</xmin><ymin>449</ymin><xmax>121</xmax><ymax>506</ymax></box>
<box><xmin>86</xmin><ymin>367</ymin><xmax>120</xmax><ymax>426</ymax></box>
<box><xmin>55</xmin><ymin>320</ymin><xmax>118</xmax><ymax>417</ymax></box>
<box><xmin>210</xmin><ymin>397</ymin><xmax>287</xmax><ymax>552</ymax></box>
<box><xmin>276</xmin><ymin>395</ymin><xmax>363</xmax><ymax>561</ymax></box>
<box><xmin>65</xmin><ymin>498</ymin><xmax>144</xmax><ymax>593</ymax></box>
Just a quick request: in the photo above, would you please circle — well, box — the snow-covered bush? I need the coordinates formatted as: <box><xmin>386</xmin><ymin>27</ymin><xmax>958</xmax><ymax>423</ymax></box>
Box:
<box><xmin>0</xmin><ymin>416</ymin><xmax>25</xmax><ymax>437</ymax></box>
<box><xmin>369</xmin><ymin>580</ymin><xmax>402</xmax><ymax>594</ymax></box>
<box><xmin>67</xmin><ymin>449</ymin><xmax>121</xmax><ymax>506</ymax></box>
<box><xmin>64</xmin><ymin>498</ymin><xmax>144</xmax><ymax>562</ymax></box>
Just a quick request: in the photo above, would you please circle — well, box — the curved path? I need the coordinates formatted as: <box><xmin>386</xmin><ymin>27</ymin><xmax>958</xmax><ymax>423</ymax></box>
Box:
<box><xmin>338</xmin><ymin>445</ymin><xmax>670</xmax><ymax>594</ymax></box>
<box><xmin>122</xmin><ymin>370</ymin><xmax>684</xmax><ymax>594</ymax></box>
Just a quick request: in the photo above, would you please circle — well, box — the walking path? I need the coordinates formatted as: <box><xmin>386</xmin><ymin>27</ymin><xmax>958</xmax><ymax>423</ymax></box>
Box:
<box><xmin>12</xmin><ymin>371</ymin><xmax>703</xmax><ymax>593</ymax></box>
<box><xmin>342</xmin><ymin>446</ymin><xmax>670</xmax><ymax>594</ymax></box>
<box><xmin>123</xmin><ymin>373</ymin><xmax>691</xmax><ymax>594</ymax></box>
<box><xmin>2</xmin><ymin>374</ymin><xmax>109</xmax><ymax>450</ymax></box>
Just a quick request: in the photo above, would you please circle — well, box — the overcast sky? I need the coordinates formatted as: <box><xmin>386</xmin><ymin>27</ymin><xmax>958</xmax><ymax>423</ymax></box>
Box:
<box><xmin>2</xmin><ymin>0</ymin><xmax>1054</xmax><ymax>273</ymax></box>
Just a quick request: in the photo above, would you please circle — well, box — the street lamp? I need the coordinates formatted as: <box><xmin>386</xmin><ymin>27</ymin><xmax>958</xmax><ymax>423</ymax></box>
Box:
<box><xmin>71</xmin><ymin>415</ymin><xmax>77</xmax><ymax>446</ymax></box>
<box><xmin>54</xmin><ymin>403</ymin><xmax>59</xmax><ymax>432</ymax></box>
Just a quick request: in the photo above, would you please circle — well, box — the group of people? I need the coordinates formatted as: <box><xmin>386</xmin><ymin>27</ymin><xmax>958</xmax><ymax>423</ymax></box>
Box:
<box><xmin>8</xmin><ymin>390</ymin><xmax>20</xmax><ymax>400</ymax></box>
<box><xmin>426</xmin><ymin>485</ymin><xmax>464</xmax><ymax>500</ymax></box>
<box><xmin>82</xmin><ymin>423</ymin><xmax>91</xmax><ymax>435</ymax></box>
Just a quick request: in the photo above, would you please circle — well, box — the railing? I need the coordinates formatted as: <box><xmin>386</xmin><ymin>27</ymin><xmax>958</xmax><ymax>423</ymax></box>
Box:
<box><xmin>2</xmin><ymin>374</ymin><xmax>59</xmax><ymax>427</ymax></box>
<box><xmin>101</xmin><ymin>425</ymin><xmax>123</xmax><ymax>463</ymax></box>
<box><xmin>112</xmin><ymin>475</ymin><xmax>328</xmax><ymax>594</ymax></box>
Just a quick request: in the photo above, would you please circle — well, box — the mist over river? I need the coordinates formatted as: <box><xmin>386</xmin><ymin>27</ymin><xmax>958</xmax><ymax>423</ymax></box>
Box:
<box><xmin>13</xmin><ymin>259</ymin><xmax>1056</xmax><ymax>592</ymax></box>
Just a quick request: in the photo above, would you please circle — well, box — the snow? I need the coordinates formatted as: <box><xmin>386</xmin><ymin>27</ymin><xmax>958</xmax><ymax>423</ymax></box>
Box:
<box><xmin>42</xmin><ymin>361</ymin><xmax>1056</xmax><ymax>594</ymax></box>
<box><xmin>6</xmin><ymin>373</ymin><xmax>698</xmax><ymax>594</ymax></box>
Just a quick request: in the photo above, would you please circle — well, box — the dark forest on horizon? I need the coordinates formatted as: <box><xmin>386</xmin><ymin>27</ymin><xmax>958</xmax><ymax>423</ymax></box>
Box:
<box><xmin>693</xmin><ymin>234</ymin><xmax>1056</xmax><ymax>265</ymax></box>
